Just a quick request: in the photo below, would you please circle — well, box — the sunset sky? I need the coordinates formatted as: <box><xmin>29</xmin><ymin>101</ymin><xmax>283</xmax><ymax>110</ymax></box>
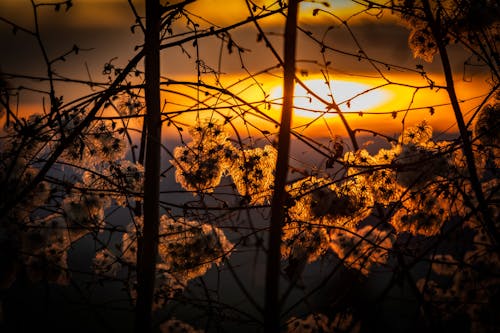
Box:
<box><xmin>1</xmin><ymin>3</ymin><xmax>498</xmax><ymax>332</ymax></box>
<box><xmin>0</xmin><ymin>0</ymin><xmax>492</xmax><ymax>137</ymax></box>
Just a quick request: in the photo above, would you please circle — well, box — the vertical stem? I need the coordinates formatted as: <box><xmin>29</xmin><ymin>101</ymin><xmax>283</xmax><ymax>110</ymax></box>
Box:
<box><xmin>135</xmin><ymin>0</ymin><xmax>162</xmax><ymax>331</ymax></box>
<box><xmin>421</xmin><ymin>0</ymin><xmax>499</xmax><ymax>245</ymax></box>
<box><xmin>264</xmin><ymin>1</ymin><xmax>299</xmax><ymax>332</ymax></box>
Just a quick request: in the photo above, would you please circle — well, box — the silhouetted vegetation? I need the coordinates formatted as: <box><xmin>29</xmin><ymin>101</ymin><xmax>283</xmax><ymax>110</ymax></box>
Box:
<box><xmin>0</xmin><ymin>0</ymin><xmax>498</xmax><ymax>332</ymax></box>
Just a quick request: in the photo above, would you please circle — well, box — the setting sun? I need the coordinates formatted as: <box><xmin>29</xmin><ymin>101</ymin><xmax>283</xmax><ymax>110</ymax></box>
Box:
<box><xmin>269</xmin><ymin>78</ymin><xmax>391</xmax><ymax>118</ymax></box>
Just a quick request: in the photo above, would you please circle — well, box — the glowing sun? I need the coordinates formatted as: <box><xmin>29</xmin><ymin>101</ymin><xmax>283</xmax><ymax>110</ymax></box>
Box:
<box><xmin>269</xmin><ymin>79</ymin><xmax>390</xmax><ymax>118</ymax></box>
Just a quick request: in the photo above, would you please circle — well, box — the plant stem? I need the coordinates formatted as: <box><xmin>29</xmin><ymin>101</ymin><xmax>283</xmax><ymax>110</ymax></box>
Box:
<box><xmin>264</xmin><ymin>1</ymin><xmax>299</xmax><ymax>331</ymax></box>
<box><xmin>421</xmin><ymin>0</ymin><xmax>499</xmax><ymax>245</ymax></box>
<box><xmin>135</xmin><ymin>0</ymin><xmax>162</xmax><ymax>331</ymax></box>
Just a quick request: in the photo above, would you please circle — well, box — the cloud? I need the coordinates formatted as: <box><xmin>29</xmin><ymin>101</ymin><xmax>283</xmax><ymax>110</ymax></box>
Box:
<box><xmin>0</xmin><ymin>0</ymin><xmax>134</xmax><ymax>29</ymax></box>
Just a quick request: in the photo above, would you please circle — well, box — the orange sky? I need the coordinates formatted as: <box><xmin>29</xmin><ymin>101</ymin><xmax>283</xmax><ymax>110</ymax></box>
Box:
<box><xmin>1</xmin><ymin>0</ymin><xmax>495</xmax><ymax>139</ymax></box>
<box><xmin>0</xmin><ymin>0</ymin><xmax>364</xmax><ymax>27</ymax></box>
<box><xmin>156</xmin><ymin>71</ymin><xmax>491</xmax><ymax>140</ymax></box>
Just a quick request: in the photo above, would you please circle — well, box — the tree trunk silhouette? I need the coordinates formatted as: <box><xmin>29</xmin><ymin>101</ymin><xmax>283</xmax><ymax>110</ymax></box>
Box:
<box><xmin>264</xmin><ymin>1</ymin><xmax>299</xmax><ymax>331</ymax></box>
<box><xmin>135</xmin><ymin>0</ymin><xmax>162</xmax><ymax>331</ymax></box>
<box><xmin>421</xmin><ymin>0</ymin><xmax>499</xmax><ymax>246</ymax></box>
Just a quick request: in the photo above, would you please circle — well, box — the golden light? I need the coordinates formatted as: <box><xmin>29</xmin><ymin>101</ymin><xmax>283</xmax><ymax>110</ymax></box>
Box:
<box><xmin>269</xmin><ymin>79</ymin><xmax>391</xmax><ymax>118</ymax></box>
<box><xmin>299</xmin><ymin>0</ymin><xmax>363</xmax><ymax>20</ymax></box>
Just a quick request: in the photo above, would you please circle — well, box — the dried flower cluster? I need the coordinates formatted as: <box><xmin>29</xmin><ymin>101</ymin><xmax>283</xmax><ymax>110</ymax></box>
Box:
<box><xmin>121</xmin><ymin>215</ymin><xmax>233</xmax><ymax>307</ymax></box>
<box><xmin>171</xmin><ymin>120</ymin><xmax>277</xmax><ymax>203</ymax></box>
<box><xmin>398</xmin><ymin>0</ymin><xmax>500</xmax><ymax>62</ymax></box>
<box><xmin>286</xmin><ymin>312</ymin><xmax>355</xmax><ymax>333</ymax></box>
